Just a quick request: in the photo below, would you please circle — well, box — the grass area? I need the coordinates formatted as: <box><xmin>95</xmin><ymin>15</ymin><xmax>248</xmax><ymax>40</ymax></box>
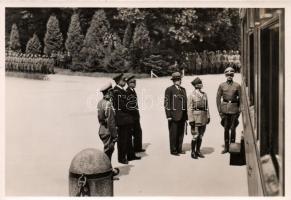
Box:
<box><xmin>54</xmin><ymin>68</ymin><xmax>151</xmax><ymax>79</ymax></box>
<box><xmin>5</xmin><ymin>72</ymin><xmax>48</xmax><ymax>80</ymax></box>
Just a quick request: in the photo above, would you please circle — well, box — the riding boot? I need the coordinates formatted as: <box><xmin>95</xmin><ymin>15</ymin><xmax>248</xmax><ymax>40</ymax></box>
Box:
<box><xmin>191</xmin><ymin>140</ymin><xmax>198</xmax><ymax>159</ymax></box>
<box><xmin>196</xmin><ymin>138</ymin><xmax>205</xmax><ymax>158</ymax></box>
<box><xmin>221</xmin><ymin>140</ymin><xmax>229</xmax><ymax>154</ymax></box>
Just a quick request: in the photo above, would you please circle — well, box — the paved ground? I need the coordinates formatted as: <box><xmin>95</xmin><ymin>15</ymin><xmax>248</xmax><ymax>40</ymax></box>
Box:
<box><xmin>5</xmin><ymin>73</ymin><xmax>248</xmax><ymax>196</ymax></box>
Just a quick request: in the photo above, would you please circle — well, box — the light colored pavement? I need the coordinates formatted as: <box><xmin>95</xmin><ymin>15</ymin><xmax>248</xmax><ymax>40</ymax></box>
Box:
<box><xmin>5</xmin><ymin>73</ymin><xmax>248</xmax><ymax>196</ymax></box>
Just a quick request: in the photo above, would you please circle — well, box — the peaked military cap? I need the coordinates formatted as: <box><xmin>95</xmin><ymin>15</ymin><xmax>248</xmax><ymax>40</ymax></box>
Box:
<box><xmin>224</xmin><ymin>67</ymin><xmax>235</xmax><ymax>75</ymax></box>
<box><xmin>113</xmin><ymin>73</ymin><xmax>124</xmax><ymax>83</ymax></box>
<box><xmin>126</xmin><ymin>75</ymin><xmax>136</xmax><ymax>83</ymax></box>
<box><xmin>191</xmin><ymin>77</ymin><xmax>202</xmax><ymax>86</ymax></box>
<box><xmin>171</xmin><ymin>72</ymin><xmax>182</xmax><ymax>80</ymax></box>
<box><xmin>100</xmin><ymin>82</ymin><xmax>113</xmax><ymax>94</ymax></box>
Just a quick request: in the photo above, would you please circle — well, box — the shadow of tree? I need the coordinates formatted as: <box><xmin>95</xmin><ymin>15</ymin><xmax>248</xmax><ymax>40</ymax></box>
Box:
<box><xmin>201</xmin><ymin>147</ymin><xmax>215</xmax><ymax>154</ymax></box>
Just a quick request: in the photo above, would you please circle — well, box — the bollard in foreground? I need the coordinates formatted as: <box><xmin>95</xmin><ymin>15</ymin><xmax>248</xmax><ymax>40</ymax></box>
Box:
<box><xmin>69</xmin><ymin>148</ymin><xmax>113</xmax><ymax>196</ymax></box>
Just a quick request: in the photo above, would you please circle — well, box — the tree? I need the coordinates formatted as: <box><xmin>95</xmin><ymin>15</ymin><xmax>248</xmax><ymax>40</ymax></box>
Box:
<box><xmin>25</xmin><ymin>33</ymin><xmax>42</xmax><ymax>54</ymax></box>
<box><xmin>44</xmin><ymin>15</ymin><xmax>63</xmax><ymax>55</ymax></box>
<box><xmin>104</xmin><ymin>33</ymin><xmax>130</xmax><ymax>72</ymax></box>
<box><xmin>80</xmin><ymin>10</ymin><xmax>111</xmax><ymax>72</ymax></box>
<box><xmin>65</xmin><ymin>12</ymin><xmax>84</xmax><ymax>63</ymax></box>
<box><xmin>130</xmin><ymin>22</ymin><xmax>151</xmax><ymax>72</ymax></box>
<box><xmin>9</xmin><ymin>23</ymin><xmax>21</xmax><ymax>51</ymax></box>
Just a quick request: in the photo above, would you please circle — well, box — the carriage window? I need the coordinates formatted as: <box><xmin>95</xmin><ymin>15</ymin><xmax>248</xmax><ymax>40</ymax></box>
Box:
<box><xmin>260</xmin><ymin>22</ymin><xmax>279</xmax><ymax>175</ymax></box>
<box><xmin>249</xmin><ymin>33</ymin><xmax>255</xmax><ymax>106</ymax></box>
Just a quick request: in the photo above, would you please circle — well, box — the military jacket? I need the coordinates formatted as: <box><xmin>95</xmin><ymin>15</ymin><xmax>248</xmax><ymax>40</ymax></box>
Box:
<box><xmin>187</xmin><ymin>89</ymin><xmax>210</xmax><ymax>126</ymax></box>
<box><xmin>216</xmin><ymin>81</ymin><xmax>242</xmax><ymax>114</ymax></box>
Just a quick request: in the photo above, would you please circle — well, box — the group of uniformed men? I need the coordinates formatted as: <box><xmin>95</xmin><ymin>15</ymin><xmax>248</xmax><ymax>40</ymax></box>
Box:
<box><xmin>164</xmin><ymin>67</ymin><xmax>242</xmax><ymax>158</ymax></box>
<box><xmin>184</xmin><ymin>50</ymin><xmax>241</xmax><ymax>75</ymax></box>
<box><xmin>97</xmin><ymin>66</ymin><xmax>242</xmax><ymax>169</ymax></box>
<box><xmin>5</xmin><ymin>51</ymin><xmax>55</xmax><ymax>74</ymax></box>
<box><xmin>97</xmin><ymin>73</ymin><xmax>145</xmax><ymax>170</ymax></box>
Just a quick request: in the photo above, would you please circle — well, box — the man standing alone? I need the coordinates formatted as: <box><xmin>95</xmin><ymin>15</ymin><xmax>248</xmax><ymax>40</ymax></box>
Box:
<box><xmin>216</xmin><ymin>67</ymin><xmax>242</xmax><ymax>154</ymax></box>
<box><xmin>164</xmin><ymin>72</ymin><xmax>188</xmax><ymax>156</ymax></box>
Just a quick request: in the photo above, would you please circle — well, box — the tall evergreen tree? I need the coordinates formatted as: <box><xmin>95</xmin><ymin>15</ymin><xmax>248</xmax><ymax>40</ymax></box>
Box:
<box><xmin>44</xmin><ymin>15</ymin><xmax>63</xmax><ymax>55</ymax></box>
<box><xmin>26</xmin><ymin>33</ymin><xmax>42</xmax><ymax>54</ymax></box>
<box><xmin>132</xmin><ymin>22</ymin><xmax>151</xmax><ymax>50</ymax></box>
<box><xmin>65</xmin><ymin>12</ymin><xmax>84</xmax><ymax>62</ymax></box>
<box><xmin>80</xmin><ymin>10</ymin><xmax>111</xmax><ymax>71</ymax></box>
<box><xmin>9</xmin><ymin>23</ymin><xmax>21</xmax><ymax>52</ymax></box>
<box><xmin>131</xmin><ymin>22</ymin><xmax>151</xmax><ymax>72</ymax></box>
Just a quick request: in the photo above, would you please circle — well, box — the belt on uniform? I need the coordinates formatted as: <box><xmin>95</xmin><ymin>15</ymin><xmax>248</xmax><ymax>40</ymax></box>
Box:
<box><xmin>223</xmin><ymin>100</ymin><xmax>238</xmax><ymax>103</ymax></box>
<box><xmin>193</xmin><ymin>108</ymin><xmax>207</xmax><ymax>111</ymax></box>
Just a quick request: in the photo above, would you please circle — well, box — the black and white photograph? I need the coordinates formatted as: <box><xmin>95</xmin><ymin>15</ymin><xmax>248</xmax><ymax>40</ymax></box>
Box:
<box><xmin>0</xmin><ymin>1</ymin><xmax>290</xmax><ymax>197</ymax></box>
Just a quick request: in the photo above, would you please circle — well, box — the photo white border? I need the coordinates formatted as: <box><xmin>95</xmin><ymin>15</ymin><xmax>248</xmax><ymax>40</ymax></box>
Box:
<box><xmin>0</xmin><ymin>1</ymin><xmax>290</xmax><ymax>199</ymax></box>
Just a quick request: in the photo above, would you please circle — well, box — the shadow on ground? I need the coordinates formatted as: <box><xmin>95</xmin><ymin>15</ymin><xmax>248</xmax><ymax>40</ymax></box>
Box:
<box><xmin>201</xmin><ymin>147</ymin><xmax>214</xmax><ymax>154</ymax></box>
<box><xmin>182</xmin><ymin>143</ymin><xmax>191</xmax><ymax>152</ymax></box>
<box><xmin>115</xmin><ymin>164</ymin><xmax>134</xmax><ymax>177</ymax></box>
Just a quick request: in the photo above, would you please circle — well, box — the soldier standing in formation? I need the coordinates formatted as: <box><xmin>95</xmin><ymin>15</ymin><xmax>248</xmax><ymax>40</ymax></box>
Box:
<box><xmin>112</xmin><ymin>73</ymin><xmax>141</xmax><ymax>164</ymax></box>
<box><xmin>97</xmin><ymin>82</ymin><xmax>119</xmax><ymax>177</ymax></box>
<box><xmin>187</xmin><ymin>77</ymin><xmax>210</xmax><ymax>159</ymax></box>
<box><xmin>221</xmin><ymin>50</ymin><xmax>229</xmax><ymax>72</ymax></box>
<box><xmin>126</xmin><ymin>76</ymin><xmax>146</xmax><ymax>153</ymax></box>
<box><xmin>216</xmin><ymin>67</ymin><xmax>242</xmax><ymax>154</ymax></box>
<box><xmin>164</xmin><ymin>72</ymin><xmax>188</xmax><ymax>156</ymax></box>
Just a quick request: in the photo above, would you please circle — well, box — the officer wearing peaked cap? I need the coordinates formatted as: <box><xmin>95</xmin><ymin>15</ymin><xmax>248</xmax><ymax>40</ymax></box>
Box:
<box><xmin>126</xmin><ymin>75</ymin><xmax>146</xmax><ymax>154</ymax></box>
<box><xmin>164</xmin><ymin>72</ymin><xmax>188</xmax><ymax>156</ymax></box>
<box><xmin>188</xmin><ymin>77</ymin><xmax>210</xmax><ymax>159</ymax></box>
<box><xmin>216</xmin><ymin>67</ymin><xmax>242</xmax><ymax>154</ymax></box>
<box><xmin>97</xmin><ymin>82</ymin><xmax>119</xmax><ymax>176</ymax></box>
<box><xmin>112</xmin><ymin>73</ymin><xmax>139</xmax><ymax>164</ymax></box>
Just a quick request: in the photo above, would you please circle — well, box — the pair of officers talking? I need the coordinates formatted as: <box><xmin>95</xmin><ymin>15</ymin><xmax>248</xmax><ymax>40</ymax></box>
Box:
<box><xmin>97</xmin><ymin>73</ymin><xmax>145</xmax><ymax>166</ymax></box>
<box><xmin>165</xmin><ymin>66</ymin><xmax>241</xmax><ymax>159</ymax></box>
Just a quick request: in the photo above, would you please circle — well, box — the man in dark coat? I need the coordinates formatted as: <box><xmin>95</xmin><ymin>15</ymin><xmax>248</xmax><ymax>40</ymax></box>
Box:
<box><xmin>216</xmin><ymin>67</ymin><xmax>242</xmax><ymax>154</ymax></box>
<box><xmin>164</xmin><ymin>72</ymin><xmax>188</xmax><ymax>156</ymax></box>
<box><xmin>126</xmin><ymin>75</ymin><xmax>146</xmax><ymax>153</ymax></box>
<box><xmin>112</xmin><ymin>73</ymin><xmax>141</xmax><ymax>164</ymax></box>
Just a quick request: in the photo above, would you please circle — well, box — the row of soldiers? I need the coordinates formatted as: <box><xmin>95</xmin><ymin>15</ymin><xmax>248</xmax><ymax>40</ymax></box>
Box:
<box><xmin>183</xmin><ymin>50</ymin><xmax>241</xmax><ymax>75</ymax></box>
<box><xmin>5</xmin><ymin>51</ymin><xmax>55</xmax><ymax>74</ymax></box>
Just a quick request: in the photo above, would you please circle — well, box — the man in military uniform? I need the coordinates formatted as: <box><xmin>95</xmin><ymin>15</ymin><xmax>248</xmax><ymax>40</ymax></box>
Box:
<box><xmin>97</xmin><ymin>82</ymin><xmax>118</xmax><ymax>160</ymax></box>
<box><xmin>112</xmin><ymin>73</ymin><xmax>140</xmax><ymax>164</ymax></box>
<box><xmin>216</xmin><ymin>67</ymin><xmax>242</xmax><ymax>154</ymax></box>
<box><xmin>125</xmin><ymin>75</ymin><xmax>146</xmax><ymax>153</ymax></box>
<box><xmin>221</xmin><ymin>50</ymin><xmax>229</xmax><ymax>72</ymax></box>
<box><xmin>164</xmin><ymin>72</ymin><xmax>188</xmax><ymax>156</ymax></box>
<box><xmin>97</xmin><ymin>82</ymin><xmax>119</xmax><ymax>177</ymax></box>
<box><xmin>215</xmin><ymin>50</ymin><xmax>222</xmax><ymax>74</ymax></box>
<box><xmin>188</xmin><ymin>77</ymin><xmax>210</xmax><ymax>159</ymax></box>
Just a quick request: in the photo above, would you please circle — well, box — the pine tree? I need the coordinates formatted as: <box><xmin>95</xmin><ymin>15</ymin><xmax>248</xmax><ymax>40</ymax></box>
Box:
<box><xmin>80</xmin><ymin>10</ymin><xmax>111</xmax><ymax>71</ymax></box>
<box><xmin>131</xmin><ymin>22</ymin><xmax>151</xmax><ymax>72</ymax></box>
<box><xmin>132</xmin><ymin>22</ymin><xmax>151</xmax><ymax>50</ymax></box>
<box><xmin>26</xmin><ymin>33</ymin><xmax>42</xmax><ymax>54</ymax></box>
<box><xmin>65</xmin><ymin>12</ymin><xmax>84</xmax><ymax>62</ymax></box>
<box><xmin>9</xmin><ymin>23</ymin><xmax>21</xmax><ymax>52</ymax></box>
<box><xmin>44</xmin><ymin>15</ymin><xmax>63</xmax><ymax>55</ymax></box>
<box><xmin>123</xmin><ymin>23</ymin><xmax>134</xmax><ymax>48</ymax></box>
<box><xmin>105</xmin><ymin>33</ymin><xmax>130</xmax><ymax>72</ymax></box>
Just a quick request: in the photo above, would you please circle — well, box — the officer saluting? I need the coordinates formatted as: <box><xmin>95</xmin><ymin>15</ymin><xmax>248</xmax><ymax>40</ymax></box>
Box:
<box><xmin>164</xmin><ymin>72</ymin><xmax>188</xmax><ymax>156</ymax></box>
<box><xmin>97</xmin><ymin>82</ymin><xmax>119</xmax><ymax>177</ymax></box>
<box><xmin>188</xmin><ymin>77</ymin><xmax>210</xmax><ymax>159</ymax></box>
<box><xmin>216</xmin><ymin>67</ymin><xmax>242</xmax><ymax>154</ymax></box>
<box><xmin>125</xmin><ymin>75</ymin><xmax>146</xmax><ymax>153</ymax></box>
<box><xmin>112</xmin><ymin>73</ymin><xmax>140</xmax><ymax>164</ymax></box>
